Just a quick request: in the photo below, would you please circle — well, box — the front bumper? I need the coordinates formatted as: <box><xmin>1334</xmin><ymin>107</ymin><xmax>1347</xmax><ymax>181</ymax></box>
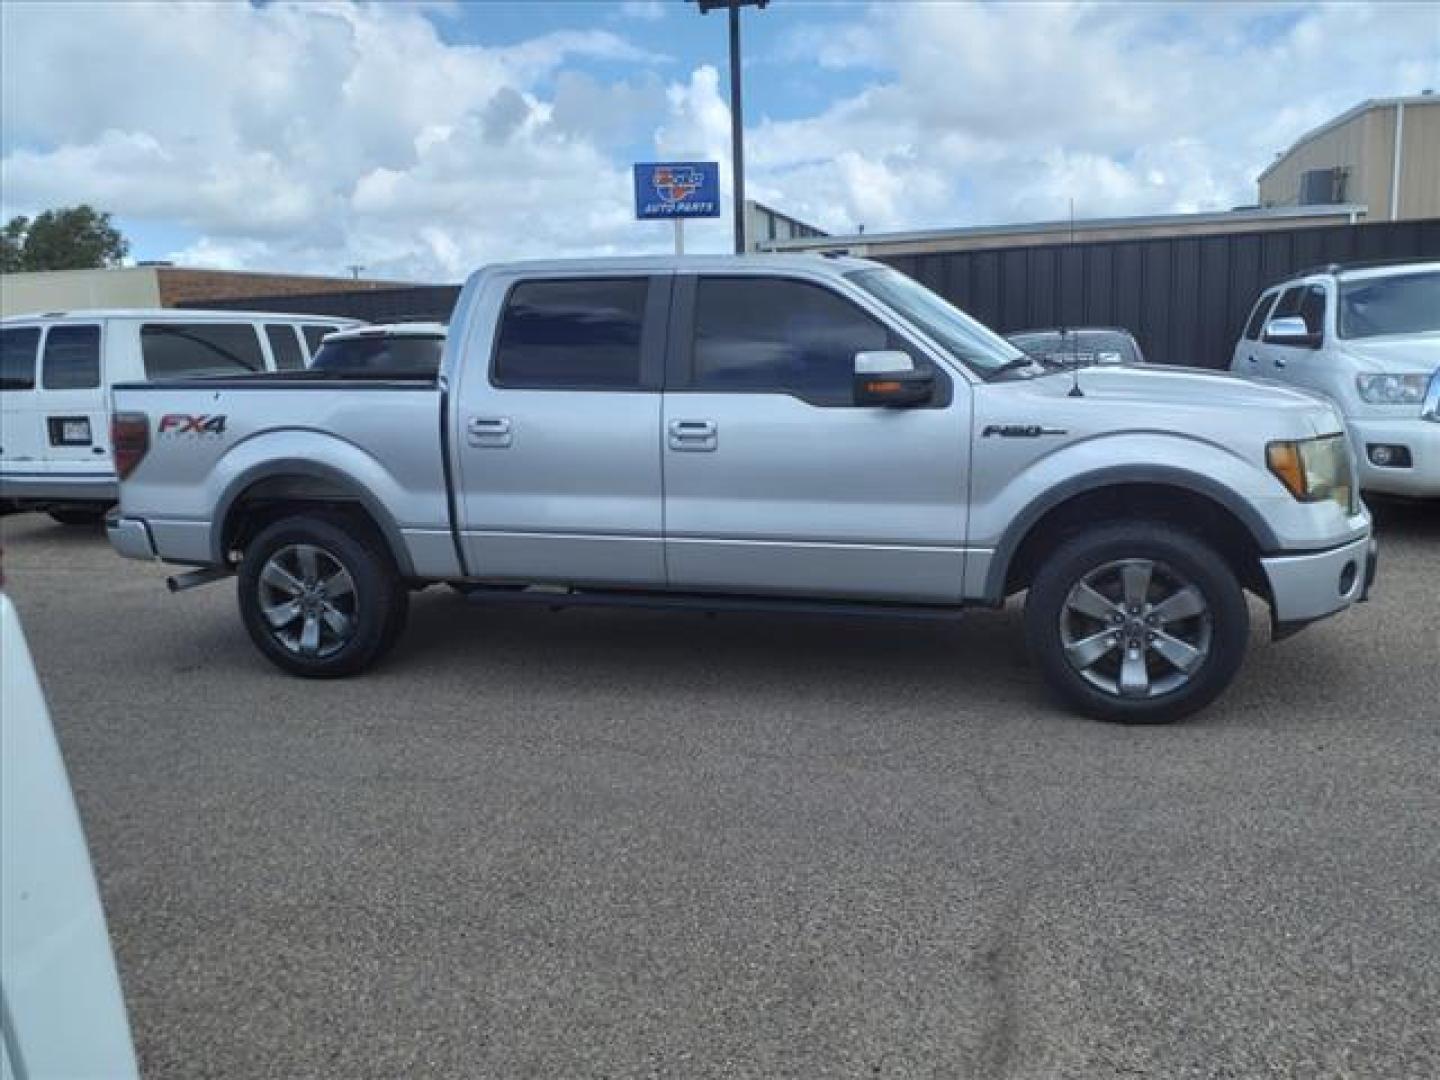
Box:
<box><xmin>106</xmin><ymin>515</ymin><xmax>157</xmax><ymax>561</ymax></box>
<box><xmin>0</xmin><ymin>470</ymin><xmax>118</xmax><ymax>505</ymax></box>
<box><xmin>1262</xmin><ymin>533</ymin><xmax>1375</xmax><ymax>634</ymax></box>
<box><xmin>1346</xmin><ymin>416</ymin><xmax>1440</xmax><ymax>498</ymax></box>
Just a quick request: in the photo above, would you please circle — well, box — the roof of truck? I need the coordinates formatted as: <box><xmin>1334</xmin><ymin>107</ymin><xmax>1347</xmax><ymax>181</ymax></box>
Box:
<box><xmin>322</xmin><ymin>321</ymin><xmax>446</xmax><ymax>341</ymax></box>
<box><xmin>474</xmin><ymin>253</ymin><xmax>880</xmax><ymax>277</ymax></box>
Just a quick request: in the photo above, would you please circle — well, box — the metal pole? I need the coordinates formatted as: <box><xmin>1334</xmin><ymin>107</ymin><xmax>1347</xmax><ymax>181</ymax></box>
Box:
<box><xmin>1389</xmin><ymin>101</ymin><xmax>1405</xmax><ymax>221</ymax></box>
<box><xmin>728</xmin><ymin>3</ymin><xmax>745</xmax><ymax>254</ymax></box>
<box><xmin>674</xmin><ymin>218</ymin><xmax>685</xmax><ymax>256</ymax></box>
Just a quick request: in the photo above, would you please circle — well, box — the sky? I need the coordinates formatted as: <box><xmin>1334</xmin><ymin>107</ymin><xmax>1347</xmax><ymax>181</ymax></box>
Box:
<box><xmin>2</xmin><ymin>0</ymin><xmax>1436</xmax><ymax>282</ymax></box>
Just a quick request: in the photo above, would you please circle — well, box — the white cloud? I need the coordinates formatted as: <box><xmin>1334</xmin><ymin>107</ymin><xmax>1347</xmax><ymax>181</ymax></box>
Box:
<box><xmin>619</xmin><ymin>1</ymin><xmax>667</xmax><ymax>21</ymax></box>
<box><xmin>2</xmin><ymin>0</ymin><xmax>1434</xmax><ymax>280</ymax></box>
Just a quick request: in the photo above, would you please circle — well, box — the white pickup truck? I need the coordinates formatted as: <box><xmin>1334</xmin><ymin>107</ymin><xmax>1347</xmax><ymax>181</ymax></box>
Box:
<box><xmin>107</xmin><ymin>255</ymin><xmax>1376</xmax><ymax>723</ymax></box>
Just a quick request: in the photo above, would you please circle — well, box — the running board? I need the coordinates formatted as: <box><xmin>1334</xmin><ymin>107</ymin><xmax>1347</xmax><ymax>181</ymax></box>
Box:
<box><xmin>463</xmin><ymin>586</ymin><xmax>968</xmax><ymax>622</ymax></box>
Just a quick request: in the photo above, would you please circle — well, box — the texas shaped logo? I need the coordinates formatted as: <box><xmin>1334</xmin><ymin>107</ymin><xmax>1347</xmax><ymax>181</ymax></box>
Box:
<box><xmin>653</xmin><ymin>166</ymin><xmax>704</xmax><ymax>204</ymax></box>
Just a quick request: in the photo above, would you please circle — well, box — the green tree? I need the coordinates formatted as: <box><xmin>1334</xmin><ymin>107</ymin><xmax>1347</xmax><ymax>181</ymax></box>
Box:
<box><xmin>0</xmin><ymin>205</ymin><xmax>130</xmax><ymax>272</ymax></box>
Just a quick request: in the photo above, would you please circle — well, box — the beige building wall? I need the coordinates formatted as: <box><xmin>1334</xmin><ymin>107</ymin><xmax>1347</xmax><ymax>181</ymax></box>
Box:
<box><xmin>1259</xmin><ymin>97</ymin><xmax>1440</xmax><ymax>221</ymax></box>
<box><xmin>0</xmin><ymin>266</ymin><xmax>161</xmax><ymax>318</ymax></box>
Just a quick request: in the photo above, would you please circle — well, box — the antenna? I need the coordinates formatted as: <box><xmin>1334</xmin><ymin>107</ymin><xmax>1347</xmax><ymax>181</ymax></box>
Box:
<box><xmin>1066</xmin><ymin>197</ymin><xmax>1084</xmax><ymax>397</ymax></box>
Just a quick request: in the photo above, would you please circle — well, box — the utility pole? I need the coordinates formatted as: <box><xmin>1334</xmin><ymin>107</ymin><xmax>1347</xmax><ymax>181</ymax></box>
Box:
<box><xmin>695</xmin><ymin>0</ymin><xmax>768</xmax><ymax>255</ymax></box>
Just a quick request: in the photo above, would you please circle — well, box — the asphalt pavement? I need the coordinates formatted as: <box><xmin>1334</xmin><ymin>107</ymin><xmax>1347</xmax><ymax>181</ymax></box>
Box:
<box><xmin>2</xmin><ymin>502</ymin><xmax>1437</xmax><ymax>1079</ymax></box>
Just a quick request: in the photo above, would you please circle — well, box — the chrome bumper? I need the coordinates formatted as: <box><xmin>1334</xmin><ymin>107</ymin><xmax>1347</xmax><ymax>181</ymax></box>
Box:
<box><xmin>1262</xmin><ymin>533</ymin><xmax>1375</xmax><ymax>629</ymax></box>
<box><xmin>106</xmin><ymin>516</ymin><xmax>157</xmax><ymax>561</ymax></box>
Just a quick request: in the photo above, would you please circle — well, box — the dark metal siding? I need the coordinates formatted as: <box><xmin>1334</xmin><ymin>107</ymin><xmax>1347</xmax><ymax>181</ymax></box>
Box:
<box><xmin>180</xmin><ymin>285</ymin><xmax>462</xmax><ymax>324</ymax></box>
<box><xmin>877</xmin><ymin>217</ymin><xmax>1440</xmax><ymax>368</ymax></box>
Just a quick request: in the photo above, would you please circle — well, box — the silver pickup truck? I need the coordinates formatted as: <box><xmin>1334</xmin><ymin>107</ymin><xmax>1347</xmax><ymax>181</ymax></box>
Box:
<box><xmin>107</xmin><ymin>255</ymin><xmax>1375</xmax><ymax>723</ymax></box>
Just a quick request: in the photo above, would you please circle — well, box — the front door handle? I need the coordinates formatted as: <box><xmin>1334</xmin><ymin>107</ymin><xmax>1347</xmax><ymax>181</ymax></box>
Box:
<box><xmin>668</xmin><ymin>419</ymin><xmax>717</xmax><ymax>452</ymax></box>
<box><xmin>467</xmin><ymin>416</ymin><xmax>512</xmax><ymax>448</ymax></box>
<box><xmin>1273</xmin><ymin>356</ymin><xmax>1286</xmax><ymax>369</ymax></box>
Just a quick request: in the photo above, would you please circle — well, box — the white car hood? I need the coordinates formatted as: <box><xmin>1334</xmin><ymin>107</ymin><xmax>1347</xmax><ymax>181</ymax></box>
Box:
<box><xmin>1336</xmin><ymin>334</ymin><xmax>1440</xmax><ymax>374</ymax></box>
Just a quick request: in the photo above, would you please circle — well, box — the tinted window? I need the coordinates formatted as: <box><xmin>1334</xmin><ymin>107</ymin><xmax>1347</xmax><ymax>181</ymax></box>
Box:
<box><xmin>303</xmin><ymin>325</ymin><xmax>335</xmax><ymax>356</ymax></box>
<box><xmin>1272</xmin><ymin>286</ymin><xmax>1307</xmax><ymax>320</ymax></box>
<box><xmin>1338</xmin><ymin>271</ymin><xmax>1439</xmax><ymax>339</ymax></box>
<box><xmin>494</xmin><ymin>278</ymin><xmax>647</xmax><ymax>389</ymax></box>
<box><xmin>1007</xmin><ymin>329</ymin><xmax>1141</xmax><ymax>366</ymax></box>
<box><xmin>265</xmin><ymin>324</ymin><xmax>305</xmax><ymax>371</ymax></box>
<box><xmin>1297</xmin><ymin>285</ymin><xmax>1326</xmax><ymax>335</ymax></box>
<box><xmin>42</xmin><ymin>324</ymin><xmax>102</xmax><ymax>389</ymax></box>
<box><xmin>311</xmin><ymin>335</ymin><xmax>443</xmax><ymax>377</ymax></box>
<box><xmin>1243</xmin><ymin>293</ymin><xmax>1276</xmax><ymax>340</ymax></box>
<box><xmin>693</xmin><ymin>277</ymin><xmax>919</xmax><ymax>405</ymax></box>
<box><xmin>141</xmin><ymin>323</ymin><xmax>265</xmax><ymax>379</ymax></box>
<box><xmin>0</xmin><ymin>327</ymin><xmax>40</xmax><ymax>390</ymax></box>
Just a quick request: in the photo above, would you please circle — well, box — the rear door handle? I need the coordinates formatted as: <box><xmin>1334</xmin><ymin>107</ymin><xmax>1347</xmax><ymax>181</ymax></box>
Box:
<box><xmin>1273</xmin><ymin>356</ymin><xmax>1286</xmax><ymax>369</ymax></box>
<box><xmin>467</xmin><ymin>416</ymin><xmax>512</xmax><ymax>448</ymax></box>
<box><xmin>668</xmin><ymin>419</ymin><xmax>717</xmax><ymax>451</ymax></box>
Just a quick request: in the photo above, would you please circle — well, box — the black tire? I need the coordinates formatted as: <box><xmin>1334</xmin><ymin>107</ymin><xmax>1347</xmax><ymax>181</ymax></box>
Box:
<box><xmin>48</xmin><ymin>507</ymin><xmax>108</xmax><ymax>526</ymax></box>
<box><xmin>1024</xmin><ymin>522</ymin><xmax>1249</xmax><ymax>724</ymax></box>
<box><xmin>237</xmin><ymin>513</ymin><xmax>408</xmax><ymax>677</ymax></box>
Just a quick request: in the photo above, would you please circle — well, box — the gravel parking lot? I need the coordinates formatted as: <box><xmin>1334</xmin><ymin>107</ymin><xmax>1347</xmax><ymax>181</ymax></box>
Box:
<box><xmin>3</xmin><ymin>503</ymin><xmax>1437</xmax><ymax>1079</ymax></box>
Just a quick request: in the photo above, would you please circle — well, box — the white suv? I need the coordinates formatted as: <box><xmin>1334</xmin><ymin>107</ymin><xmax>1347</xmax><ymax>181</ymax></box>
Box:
<box><xmin>1231</xmin><ymin>261</ymin><xmax>1439</xmax><ymax>499</ymax></box>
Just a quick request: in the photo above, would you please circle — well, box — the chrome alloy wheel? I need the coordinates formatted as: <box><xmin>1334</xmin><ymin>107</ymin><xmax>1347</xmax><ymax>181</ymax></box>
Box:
<box><xmin>1058</xmin><ymin>558</ymin><xmax>1212</xmax><ymax>699</ymax></box>
<box><xmin>256</xmin><ymin>544</ymin><xmax>357</xmax><ymax>658</ymax></box>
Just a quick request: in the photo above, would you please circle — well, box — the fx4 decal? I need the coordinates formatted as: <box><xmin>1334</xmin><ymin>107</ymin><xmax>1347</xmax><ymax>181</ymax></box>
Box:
<box><xmin>159</xmin><ymin>413</ymin><xmax>227</xmax><ymax>435</ymax></box>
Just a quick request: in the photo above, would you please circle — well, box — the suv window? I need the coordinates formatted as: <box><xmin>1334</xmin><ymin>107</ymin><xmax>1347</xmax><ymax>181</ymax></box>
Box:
<box><xmin>1272</xmin><ymin>284</ymin><xmax>1325</xmax><ymax>337</ymax></box>
<box><xmin>1243</xmin><ymin>292</ymin><xmax>1276</xmax><ymax>340</ymax></box>
<box><xmin>0</xmin><ymin>326</ymin><xmax>40</xmax><ymax>390</ymax></box>
<box><xmin>141</xmin><ymin>323</ymin><xmax>266</xmax><ymax>379</ymax></box>
<box><xmin>265</xmin><ymin>325</ymin><xmax>306</xmax><ymax>371</ymax></box>
<box><xmin>302</xmin><ymin>325</ymin><xmax>335</xmax><ymax>356</ymax></box>
<box><xmin>41</xmin><ymin>324</ymin><xmax>102</xmax><ymax>389</ymax></box>
<box><xmin>692</xmin><ymin>276</ymin><xmax>918</xmax><ymax>406</ymax></box>
<box><xmin>493</xmin><ymin>278</ymin><xmax>648</xmax><ymax>389</ymax></box>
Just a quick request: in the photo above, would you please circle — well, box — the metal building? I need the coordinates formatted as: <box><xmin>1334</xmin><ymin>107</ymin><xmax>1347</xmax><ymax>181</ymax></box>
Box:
<box><xmin>1258</xmin><ymin>95</ymin><xmax>1440</xmax><ymax>222</ymax></box>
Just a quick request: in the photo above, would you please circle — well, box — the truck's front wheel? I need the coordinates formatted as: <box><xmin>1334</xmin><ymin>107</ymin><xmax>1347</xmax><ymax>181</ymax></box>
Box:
<box><xmin>237</xmin><ymin>513</ymin><xmax>408</xmax><ymax>677</ymax></box>
<box><xmin>1024</xmin><ymin>523</ymin><xmax>1248</xmax><ymax>723</ymax></box>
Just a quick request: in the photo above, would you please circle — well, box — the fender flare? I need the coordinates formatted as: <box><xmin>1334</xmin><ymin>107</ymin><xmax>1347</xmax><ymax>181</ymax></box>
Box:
<box><xmin>211</xmin><ymin>457</ymin><xmax>415</xmax><ymax>577</ymax></box>
<box><xmin>982</xmin><ymin>464</ymin><xmax>1282</xmax><ymax>603</ymax></box>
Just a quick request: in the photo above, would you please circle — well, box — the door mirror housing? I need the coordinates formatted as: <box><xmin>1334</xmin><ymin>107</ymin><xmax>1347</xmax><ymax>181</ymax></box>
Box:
<box><xmin>853</xmin><ymin>350</ymin><xmax>933</xmax><ymax>407</ymax></box>
<box><xmin>1263</xmin><ymin>316</ymin><xmax>1321</xmax><ymax>349</ymax></box>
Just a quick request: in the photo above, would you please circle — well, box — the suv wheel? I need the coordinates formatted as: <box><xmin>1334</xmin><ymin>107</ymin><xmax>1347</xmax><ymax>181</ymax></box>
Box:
<box><xmin>1024</xmin><ymin>522</ymin><xmax>1248</xmax><ymax>723</ymax></box>
<box><xmin>237</xmin><ymin>513</ymin><xmax>408</xmax><ymax>677</ymax></box>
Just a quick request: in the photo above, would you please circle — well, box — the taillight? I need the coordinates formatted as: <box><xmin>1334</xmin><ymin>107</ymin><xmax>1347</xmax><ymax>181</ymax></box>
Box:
<box><xmin>112</xmin><ymin>412</ymin><xmax>150</xmax><ymax>480</ymax></box>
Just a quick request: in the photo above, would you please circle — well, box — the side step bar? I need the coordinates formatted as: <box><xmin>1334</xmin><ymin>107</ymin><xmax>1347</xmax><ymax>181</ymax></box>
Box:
<box><xmin>166</xmin><ymin>566</ymin><xmax>234</xmax><ymax>593</ymax></box>
<box><xmin>463</xmin><ymin>585</ymin><xmax>968</xmax><ymax>622</ymax></box>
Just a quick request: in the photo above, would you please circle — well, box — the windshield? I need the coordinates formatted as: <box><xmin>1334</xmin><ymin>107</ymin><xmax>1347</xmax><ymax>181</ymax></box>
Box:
<box><xmin>846</xmin><ymin>267</ymin><xmax>1026</xmax><ymax>375</ymax></box>
<box><xmin>1007</xmin><ymin>329</ymin><xmax>1142</xmax><ymax>366</ymax></box>
<box><xmin>310</xmin><ymin>335</ymin><xmax>444</xmax><ymax>376</ymax></box>
<box><xmin>1338</xmin><ymin>271</ymin><xmax>1440</xmax><ymax>339</ymax></box>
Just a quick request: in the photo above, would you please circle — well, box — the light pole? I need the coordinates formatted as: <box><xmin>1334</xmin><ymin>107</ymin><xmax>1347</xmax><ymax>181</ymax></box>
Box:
<box><xmin>695</xmin><ymin>0</ymin><xmax>768</xmax><ymax>254</ymax></box>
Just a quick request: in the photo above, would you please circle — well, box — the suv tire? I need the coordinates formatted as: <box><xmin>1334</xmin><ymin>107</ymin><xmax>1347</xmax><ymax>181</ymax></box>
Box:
<box><xmin>1025</xmin><ymin>522</ymin><xmax>1248</xmax><ymax>723</ymax></box>
<box><xmin>237</xmin><ymin>513</ymin><xmax>408</xmax><ymax>677</ymax></box>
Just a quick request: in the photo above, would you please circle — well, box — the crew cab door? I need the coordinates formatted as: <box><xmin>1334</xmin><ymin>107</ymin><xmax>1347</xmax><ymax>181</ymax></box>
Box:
<box><xmin>661</xmin><ymin>273</ymin><xmax>971</xmax><ymax>602</ymax></box>
<box><xmin>453</xmin><ymin>273</ymin><xmax>670</xmax><ymax>586</ymax></box>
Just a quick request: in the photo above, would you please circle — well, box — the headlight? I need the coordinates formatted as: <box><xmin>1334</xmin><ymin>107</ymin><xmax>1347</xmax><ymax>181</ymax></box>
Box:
<box><xmin>1356</xmin><ymin>373</ymin><xmax>1428</xmax><ymax>404</ymax></box>
<box><xmin>1267</xmin><ymin>435</ymin><xmax>1354</xmax><ymax>509</ymax></box>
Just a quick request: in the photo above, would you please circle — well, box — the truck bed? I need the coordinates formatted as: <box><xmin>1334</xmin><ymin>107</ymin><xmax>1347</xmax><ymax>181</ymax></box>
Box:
<box><xmin>110</xmin><ymin>375</ymin><xmax>454</xmax><ymax>574</ymax></box>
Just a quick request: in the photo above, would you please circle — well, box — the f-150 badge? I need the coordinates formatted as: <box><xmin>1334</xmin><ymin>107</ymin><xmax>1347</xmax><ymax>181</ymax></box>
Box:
<box><xmin>982</xmin><ymin>424</ymin><xmax>1067</xmax><ymax>438</ymax></box>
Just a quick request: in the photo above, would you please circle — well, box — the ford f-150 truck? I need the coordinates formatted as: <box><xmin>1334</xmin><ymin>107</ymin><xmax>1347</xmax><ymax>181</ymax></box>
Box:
<box><xmin>106</xmin><ymin>255</ymin><xmax>1376</xmax><ymax>723</ymax></box>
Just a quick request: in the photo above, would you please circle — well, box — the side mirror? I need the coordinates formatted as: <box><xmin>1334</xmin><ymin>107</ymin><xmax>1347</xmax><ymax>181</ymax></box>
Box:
<box><xmin>853</xmin><ymin>350</ymin><xmax>933</xmax><ymax>407</ymax></box>
<box><xmin>1263</xmin><ymin>316</ymin><xmax>1321</xmax><ymax>349</ymax></box>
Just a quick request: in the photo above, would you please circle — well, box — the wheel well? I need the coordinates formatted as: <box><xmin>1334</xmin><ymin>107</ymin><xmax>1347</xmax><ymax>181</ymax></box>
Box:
<box><xmin>1001</xmin><ymin>484</ymin><xmax>1267</xmax><ymax>599</ymax></box>
<box><xmin>220</xmin><ymin>474</ymin><xmax>396</xmax><ymax>569</ymax></box>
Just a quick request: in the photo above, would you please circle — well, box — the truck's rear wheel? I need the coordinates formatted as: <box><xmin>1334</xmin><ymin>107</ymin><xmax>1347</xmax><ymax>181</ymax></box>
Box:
<box><xmin>237</xmin><ymin>514</ymin><xmax>408</xmax><ymax>677</ymax></box>
<box><xmin>1024</xmin><ymin>522</ymin><xmax>1248</xmax><ymax>723</ymax></box>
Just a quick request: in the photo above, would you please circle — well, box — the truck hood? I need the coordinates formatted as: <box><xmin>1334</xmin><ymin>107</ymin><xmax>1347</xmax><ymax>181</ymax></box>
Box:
<box><xmin>1070</xmin><ymin>363</ymin><xmax>1336</xmax><ymax>417</ymax></box>
<box><xmin>1333</xmin><ymin>334</ymin><xmax>1440</xmax><ymax>374</ymax></box>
